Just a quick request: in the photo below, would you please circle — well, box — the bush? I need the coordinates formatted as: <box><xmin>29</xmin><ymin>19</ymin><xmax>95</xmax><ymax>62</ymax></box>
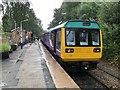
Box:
<box><xmin>0</xmin><ymin>43</ymin><xmax>10</xmax><ymax>52</ymax></box>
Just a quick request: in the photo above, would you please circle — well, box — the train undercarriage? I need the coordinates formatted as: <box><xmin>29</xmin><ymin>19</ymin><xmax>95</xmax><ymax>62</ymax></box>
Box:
<box><xmin>58</xmin><ymin>58</ymin><xmax>98</xmax><ymax>71</ymax></box>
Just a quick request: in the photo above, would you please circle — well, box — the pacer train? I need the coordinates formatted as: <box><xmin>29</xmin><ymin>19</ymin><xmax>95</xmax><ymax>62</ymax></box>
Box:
<box><xmin>41</xmin><ymin>20</ymin><xmax>102</xmax><ymax>70</ymax></box>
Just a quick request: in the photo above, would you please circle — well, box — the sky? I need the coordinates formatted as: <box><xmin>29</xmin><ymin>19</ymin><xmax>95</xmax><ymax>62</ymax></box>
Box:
<box><xmin>30</xmin><ymin>0</ymin><xmax>63</xmax><ymax>30</ymax></box>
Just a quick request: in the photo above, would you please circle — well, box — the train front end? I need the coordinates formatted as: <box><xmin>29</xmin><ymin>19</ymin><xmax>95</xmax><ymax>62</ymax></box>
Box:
<box><xmin>60</xmin><ymin>21</ymin><xmax>102</xmax><ymax>70</ymax></box>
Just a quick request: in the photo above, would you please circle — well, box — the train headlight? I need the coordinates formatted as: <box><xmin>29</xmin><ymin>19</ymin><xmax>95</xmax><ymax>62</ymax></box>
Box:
<box><xmin>93</xmin><ymin>48</ymin><xmax>100</xmax><ymax>52</ymax></box>
<box><xmin>65</xmin><ymin>48</ymin><xmax>74</xmax><ymax>53</ymax></box>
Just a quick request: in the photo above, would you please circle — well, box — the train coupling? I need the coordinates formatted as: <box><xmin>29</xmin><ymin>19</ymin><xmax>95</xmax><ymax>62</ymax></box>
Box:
<box><xmin>82</xmin><ymin>62</ymin><xmax>98</xmax><ymax>70</ymax></box>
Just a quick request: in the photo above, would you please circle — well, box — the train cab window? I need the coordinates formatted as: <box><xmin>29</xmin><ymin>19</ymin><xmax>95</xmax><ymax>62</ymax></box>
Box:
<box><xmin>79</xmin><ymin>30</ymin><xmax>88</xmax><ymax>45</ymax></box>
<box><xmin>92</xmin><ymin>31</ymin><xmax>100</xmax><ymax>45</ymax></box>
<box><xmin>66</xmin><ymin>30</ymin><xmax>75</xmax><ymax>45</ymax></box>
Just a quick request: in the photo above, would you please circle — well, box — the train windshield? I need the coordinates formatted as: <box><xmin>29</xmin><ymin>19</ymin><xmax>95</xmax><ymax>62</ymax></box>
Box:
<box><xmin>65</xmin><ymin>29</ymin><xmax>100</xmax><ymax>46</ymax></box>
<box><xmin>79</xmin><ymin>30</ymin><xmax>88</xmax><ymax>45</ymax></box>
<box><xmin>66</xmin><ymin>30</ymin><xmax>75</xmax><ymax>45</ymax></box>
<box><xmin>91</xmin><ymin>31</ymin><xmax>100</xmax><ymax>45</ymax></box>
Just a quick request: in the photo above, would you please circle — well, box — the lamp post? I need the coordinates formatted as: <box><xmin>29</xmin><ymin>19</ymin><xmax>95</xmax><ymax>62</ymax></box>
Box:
<box><xmin>20</xmin><ymin>19</ymin><xmax>28</xmax><ymax>49</ymax></box>
<box><xmin>14</xmin><ymin>21</ymin><xmax>16</xmax><ymax>29</ymax></box>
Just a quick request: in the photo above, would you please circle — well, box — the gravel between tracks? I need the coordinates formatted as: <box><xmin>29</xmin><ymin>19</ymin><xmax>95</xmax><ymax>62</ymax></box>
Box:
<box><xmin>88</xmin><ymin>60</ymin><xmax>119</xmax><ymax>89</ymax></box>
<box><xmin>98</xmin><ymin>60</ymin><xmax>119</xmax><ymax>79</ymax></box>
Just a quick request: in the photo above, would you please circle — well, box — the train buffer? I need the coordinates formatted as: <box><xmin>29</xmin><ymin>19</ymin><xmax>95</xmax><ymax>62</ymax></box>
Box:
<box><xmin>2</xmin><ymin>41</ymin><xmax>80</xmax><ymax>89</ymax></box>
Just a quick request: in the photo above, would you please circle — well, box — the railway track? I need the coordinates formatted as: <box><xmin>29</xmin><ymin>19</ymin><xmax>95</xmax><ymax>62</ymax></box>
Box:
<box><xmin>62</xmin><ymin>62</ymin><xmax>119</xmax><ymax>90</ymax></box>
<box><xmin>43</xmin><ymin>44</ymin><xmax>117</xmax><ymax>90</ymax></box>
<box><xmin>97</xmin><ymin>67</ymin><xmax>120</xmax><ymax>80</ymax></box>
<box><xmin>88</xmin><ymin>67</ymin><xmax>119</xmax><ymax>89</ymax></box>
<box><xmin>58</xmin><ymin>60</ymin><xmax>117</xmax><ymax>89</ymax></box>
<box><xmin>51</xmin><ymin>56</ymin><xmax>111</xmax><ymax>89</ymax></box>
<box><xmin>67</xmin><ymin>71</ymin><xmax>109</xmax><ymax>90</ymax></box>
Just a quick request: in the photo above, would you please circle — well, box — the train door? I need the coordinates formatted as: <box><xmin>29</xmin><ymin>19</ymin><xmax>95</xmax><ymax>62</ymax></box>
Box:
<box><xmin>54</xmin><ymin>31</ymin><xmax>56</xmax><ymax>53</ymax></box>
<box><xmin>50</xmin><ymin>31</ymin><xmax>54</xmax><ymax>51</ymax></box>
<box><xmin>49</xmin><ymin>31</ymin><xmax>56</xmax><ymax>53</ymax></box>
<box><xmin>55</xmin><ymin>30</ymin><xmax>61</xmax><ymax>56</ymax></box>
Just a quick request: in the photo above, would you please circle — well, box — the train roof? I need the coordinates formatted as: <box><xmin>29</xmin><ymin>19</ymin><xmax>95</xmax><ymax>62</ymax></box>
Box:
<box><xmin>49</xmin><ymin>20</ymin><xmax>100</xmax><ymax>31</ymax></box>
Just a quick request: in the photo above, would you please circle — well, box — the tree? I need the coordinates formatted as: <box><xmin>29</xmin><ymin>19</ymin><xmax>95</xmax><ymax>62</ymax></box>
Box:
<box><xmin>76</xmin><ymin>2</ymin><xmax>99</xmax><ymax>20</ymax></box>
<box><xmin>2</xmin><ymin>1</ymin><xmax>43</xmax><ymax>36</ymax></box>
<box><xmin>98</xmin><ymin>2</ymin><xmax>120</xmax><ymax>61</ymax></box>
<box><xmin>48</xmin><ymin>2</ymin><xmax>80</xmax><ymax>29</ymax></box>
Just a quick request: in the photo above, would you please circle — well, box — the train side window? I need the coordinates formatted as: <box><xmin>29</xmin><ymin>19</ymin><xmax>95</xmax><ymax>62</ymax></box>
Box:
<box><xmin>56</xmin><ymin>31</ymin><xmax>61</xmax><ymax>51</ymax></box>
<box><xmin>79</xmin><ymin>30</ymin><xmax>88</xmax><ymax>45</ymax></box>
<box><xmin>66</xmin><ymin>30</ymin><xmax>75</xmax><ymax>45</ymax></box>
<box><xmin>92</xmin><ymin>31</ymin><xmax>99</xmax><ymax>45</ymax></box>
<box><xmin>50</xmin><ymin>32</ymin><xmax>54</xmax><ymax>47</ymax></box>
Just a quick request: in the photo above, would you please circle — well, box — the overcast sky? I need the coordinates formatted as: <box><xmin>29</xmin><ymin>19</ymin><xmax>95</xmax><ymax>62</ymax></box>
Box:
<box><xmin>30</xmin><ymin>0</ymin><xmax>63</xmax><ymax>30</ymax></box>
<box><xmin>0</xmin><ymin>0</ymin><xmax>63</xmax><ymax>29</ymax></box>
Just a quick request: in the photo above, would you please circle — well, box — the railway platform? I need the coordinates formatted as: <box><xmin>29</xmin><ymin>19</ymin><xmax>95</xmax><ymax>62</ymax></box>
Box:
<box><xmin>1</xmin><ymin>40</ymin><xmax>80</xmax><ymax>89</ymax></box>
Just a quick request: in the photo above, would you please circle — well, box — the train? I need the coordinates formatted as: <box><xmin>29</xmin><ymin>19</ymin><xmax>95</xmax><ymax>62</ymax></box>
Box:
<box><xmin>41</xmin><ymin>20</ymin><xmax>102</xmax><ymax>70</ymax></box>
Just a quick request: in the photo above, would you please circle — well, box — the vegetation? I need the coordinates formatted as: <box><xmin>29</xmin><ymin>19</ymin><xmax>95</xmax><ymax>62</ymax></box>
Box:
<box><xmin>49</xmin><ymin>2</ymin><xmax>120</xmax><ymax>65</ymax></box>
<box><xmin>2</xmin><ymin>1</ymin><xmax>43</xmax><ymax>37</ymax></box>
<box><xmin>2</xmin><ymin>32</ymin><xmax>12</xmax><ymax>38</ymax></box>
<box><xmin>0</xmin><ymin>43</ymin><xmax>10</xmax><ymax>52</ymax></box>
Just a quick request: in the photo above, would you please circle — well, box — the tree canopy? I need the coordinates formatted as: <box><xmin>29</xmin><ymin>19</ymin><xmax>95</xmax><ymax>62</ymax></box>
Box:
<box><xmin>2</xmin><ymin>1</ymin><xmax>43</xmax><ymax>36</ymax></box>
